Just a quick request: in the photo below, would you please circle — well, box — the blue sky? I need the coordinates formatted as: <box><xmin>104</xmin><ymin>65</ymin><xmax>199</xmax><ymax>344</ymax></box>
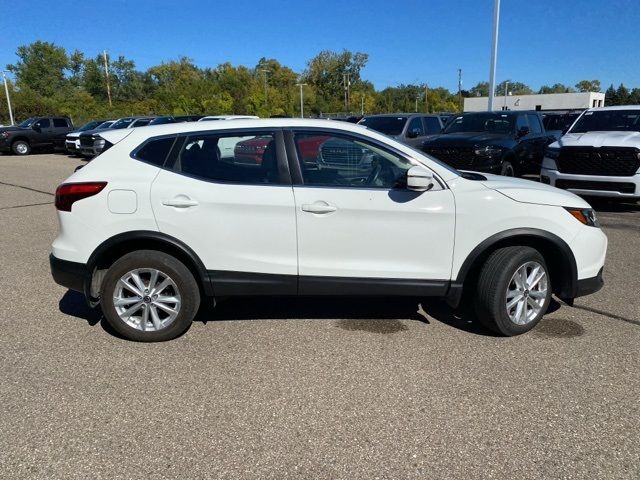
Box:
<box><xmin>1</xmin><ymin>0</ymin><xmax>639</xmax><ymax>92</ymax></box>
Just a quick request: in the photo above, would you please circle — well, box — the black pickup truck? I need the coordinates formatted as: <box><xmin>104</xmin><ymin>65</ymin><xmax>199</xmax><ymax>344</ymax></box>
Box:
<box><xmin>421</xmin><ymin>111</ymin><xmax>559</xmax><ymax>176</ymax></box>
<box><xmin>0</xmin><ymin>116</ymin><xmax>74</xmax><ymax>155</ymax></box>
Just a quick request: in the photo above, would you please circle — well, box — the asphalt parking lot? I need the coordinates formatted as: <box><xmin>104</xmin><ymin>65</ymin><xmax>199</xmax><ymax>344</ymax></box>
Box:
<box><xmin>0</xmin><ymin>153</ymin><xmax>639</xmax><ymax>479</ymax></box>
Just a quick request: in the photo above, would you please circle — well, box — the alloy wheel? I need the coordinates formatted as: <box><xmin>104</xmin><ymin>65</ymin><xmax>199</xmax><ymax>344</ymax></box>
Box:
<box><xmin>505</xmin><ymin>261</ymin><xmax>548</xmax><ymax>325</ymax></box>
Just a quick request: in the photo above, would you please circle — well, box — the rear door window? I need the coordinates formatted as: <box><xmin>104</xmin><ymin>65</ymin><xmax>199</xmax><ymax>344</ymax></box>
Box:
<box><xmin>53</xmin><ymin>118</ymin><xmax>69</xmax><ymax>128</ymax></box>
<box><xmin>423</xmin><ymin>116</ymin><xmax>442</xmax><ymax>134</ymax></box>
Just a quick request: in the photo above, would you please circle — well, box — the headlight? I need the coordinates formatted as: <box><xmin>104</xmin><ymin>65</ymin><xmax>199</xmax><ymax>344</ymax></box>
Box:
<box><xmin>565</xmin><ymin>207</ymin><xmax>600</xmax><ymax>227</ymax></box>
<box><xmin>545</xmin><ymin>147</ymin><xmax>560</xmax><ymax>159</ymax></box>
<box><xmin>94</xmin><ymin>138</ymin><xmax>106</xmax><ymax>149</ymax></box>
<box><xmin>474</xmin><ymin>145</ymin><xmax>503</xmax><ymax>157</ymax></box>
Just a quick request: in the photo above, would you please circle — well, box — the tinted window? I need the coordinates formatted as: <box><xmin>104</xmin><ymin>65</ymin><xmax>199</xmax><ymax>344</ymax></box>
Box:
<box><xmin>516</xmin><ymin>115</ymin><xmax>528</xmax><ymax>131</ymax></box>
<box><xmin>111</xmin><ymin>118</ymin><xmax>135</xmax><ymax>129</ymax></box>
<box><xmin>132</xmin><ymin>119</ymin><xmax>151</xmax><ymax>127</ymax></box>
<box><xmin>569</xmin><ymin>110</ymin><xmax>640</xmax><ymax>133</ymax></box>
<box><xmin>444</xmin><ymin>113</ymin><xmax>514</xmax><ymax>134</ymax></box>
<box><xmin>526</xmin><ymin>114</ymin><xmax>542</xmax><ymax>134</ymax></box>
<box><xmin>423</xmin><ymin>116</ymin><xmax>442</xmax><ymax>134</ymax></box>
<box><xmin>34</xmin><ymin>118</ymin><xmax>50</xmax><ymax>129</ymax></box>
<box><xmin>177</xmin><ymin>132</ymin><xmax>281</xmax><ymax>184</ymax></box>
<box><xmin>294</xmin><ymin>132</ymin><xmax>413</xmax><ymax>189</ymax></box>
<box><xmin>78</xmin><ymin>120</ymin><xmax>102</xmax><ymax>132</ymax></box>
<box><xmin>134</xmin><ymin>137</ymin><xmax>176</xmax><ymax>166</ymax></box>
<box><xmin>53</xmin><ymin>118</ymin><xmax>69</xmax><ymax>128</ymax></box>
<box><xmin>358</xmin><ymin>116</ymin><xmax>408</xmax><ymax>135</ymax></box>
<box><xmin>407</xmin><ymin>117</ymin><xmax>424</xmax><ymax>136</ymax></box>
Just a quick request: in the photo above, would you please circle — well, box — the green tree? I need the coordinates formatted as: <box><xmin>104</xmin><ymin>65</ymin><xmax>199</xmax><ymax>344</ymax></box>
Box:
<box><xmin>495</xmin><ymin>80</ymin><xmax>532</xmax><ymax>96</ymax></box>
<box><xmin>469</xmin><ymin>81</ymin><xmax>489</xmax><ymax>97</ymax></box>
<box><xmin>575</xmin><ymin>79</ymin><xmax>601</xmax><ymax>92</ymax></box>
<box><xmin>615</xmin><ymin>83</ymin><xmax>630</xmax><ymax>104</ymax></box>
<box><xmin>7</xmin><ymin>41</ymin><xmax>70</xmax><ymax>97</ymax></box>
<box><xmin>538</xmin><ymin>83</ymin><xmax>574</xmax><ymax>94</ymax></box>
<box><xmin>604</xmin><ymin>84</ymin><xmax>618</xmax><ymax>105</ymax></box>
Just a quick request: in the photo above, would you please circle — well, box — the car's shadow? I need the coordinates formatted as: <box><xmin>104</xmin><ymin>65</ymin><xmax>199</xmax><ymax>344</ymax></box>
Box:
<box><xmin>588</xmin><ymin>198</ymin><xmax>640</xmax><ymax>214</ymax></box>
<box><xmin>59</xmin><ymin>290</ymin><xmax>534</xmax><ymax>339</ymax></box>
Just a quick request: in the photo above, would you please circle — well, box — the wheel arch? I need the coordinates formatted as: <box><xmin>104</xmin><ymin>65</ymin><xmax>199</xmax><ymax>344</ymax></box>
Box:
<box><xmin>448</xmin><ymin>228</ymin><xmax>578</xmax><ymax>307</ymax></box>
<box><xmin>85</xmin><ymin>231</ymin><xmax>214</xmax><ymax>303</ymax></box>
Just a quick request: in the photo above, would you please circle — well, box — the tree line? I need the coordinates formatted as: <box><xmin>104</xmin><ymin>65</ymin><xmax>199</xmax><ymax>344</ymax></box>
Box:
<box><xmin>1</xmin><ymin>41</ymin><xmax>638</xmax><ymax>125</ymax></box>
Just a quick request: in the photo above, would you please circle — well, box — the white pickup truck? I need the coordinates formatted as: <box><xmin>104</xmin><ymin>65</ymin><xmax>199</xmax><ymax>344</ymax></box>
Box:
<box><xmin>541</xmin><ymin>106</ymin><xmax>640</xmax><ymax>200</ymax></box>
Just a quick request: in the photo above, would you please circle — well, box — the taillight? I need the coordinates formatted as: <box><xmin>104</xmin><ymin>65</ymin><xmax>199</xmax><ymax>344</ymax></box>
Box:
<box><xmin>55</xmin><ymin>182</ymin><xmax>107</xmax><ymax>212</ymax></box>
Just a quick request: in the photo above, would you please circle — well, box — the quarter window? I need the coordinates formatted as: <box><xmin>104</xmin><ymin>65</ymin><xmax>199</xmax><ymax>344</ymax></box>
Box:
<box><xmin>294</xmin><ymin>133</ymin><xmax>413</xmax><ymax>189</ymax></box>
<box><xmin>134</xmin><ymin>137</ymin><xmax>176</xmax><ymax>166</ymax></box>
<box><xmin>176</xmin><ymin>132</ymin><xmax>281</xmax><ymax>184</ymax></box>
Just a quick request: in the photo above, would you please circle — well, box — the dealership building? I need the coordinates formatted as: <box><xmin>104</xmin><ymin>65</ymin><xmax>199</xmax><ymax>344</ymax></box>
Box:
<box><xmin>464</xmin><ymin>91</ymin><xmax>605</xmax><ymax>112</ymax></box>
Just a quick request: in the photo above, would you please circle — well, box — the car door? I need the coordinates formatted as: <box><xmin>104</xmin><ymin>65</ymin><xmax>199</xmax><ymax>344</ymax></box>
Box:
<box><xmin>32</xmin><ymin>118</ymin><xmax>53</xmax><ymax>147</ymax></box>
<box><xmin>287</xmin><ymin>129</ymin><xmax>456</xmax><ymax>294</ymax></box>
<box><xmin>149</xmin><ymin>128</ymin><xmax>298</xmax><ymax>295</ymax></box>
<box><xmin>403</xmin><ymin>116</ymin><xmax>425</xmax><ymax>147</ymax></box>
<box><xmin>525</xmin><ymin>113</ymin><xmax>548</xmax><ymax>170</ymax></box>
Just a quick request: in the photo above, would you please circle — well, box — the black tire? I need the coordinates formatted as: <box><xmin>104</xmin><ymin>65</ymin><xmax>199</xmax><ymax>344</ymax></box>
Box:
<box><xmin>500</xmin><ymin>161</ymin><xmax>515</xmax><ymax>176</ymax></box>
<box><xmin>12</xmin><ymin>140</ymin><xmax>31</xmax><ymax>156</ymax></box>
<box><xmin>100</xmin><ymin>250</ymin><xmax>200</xmax><ymax>342</ymax></box>
<box><xmin>474</xmin><ymin>246</ymin><xmax>551</xmax><ymax>336</ymax></box>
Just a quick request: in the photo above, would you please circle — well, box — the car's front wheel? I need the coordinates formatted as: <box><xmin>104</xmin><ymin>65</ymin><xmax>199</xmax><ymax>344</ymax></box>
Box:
<box><xmin>12</xmin><ymin>140</ymin><xmax>31</xmax><ymax>155</ymax></box>
<box><xmin>100</xmin><ymin>250</ymin><xmax>200</xmax><ymax>342</ymax></box>
<box><xmin>474</xmin><ymin>246</ymin><xmax>551</xmax><ymax>336</ymax></box>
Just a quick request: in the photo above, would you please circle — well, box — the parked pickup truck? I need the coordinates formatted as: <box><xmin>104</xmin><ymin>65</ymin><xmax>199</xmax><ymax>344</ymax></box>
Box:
<box><xmin>421</xmin><ymin>111</ymin><xmax>558</xmax><ymax>176</ymax></box>
<box><xmin>0</xmin><ymin>116</ymin><xmax>74</xmax><ymax>155</ymax></box>
<box><xmin>541</xmin><ymin>106</ymin><xmax>640</xmax><ymax>200</ymax></box>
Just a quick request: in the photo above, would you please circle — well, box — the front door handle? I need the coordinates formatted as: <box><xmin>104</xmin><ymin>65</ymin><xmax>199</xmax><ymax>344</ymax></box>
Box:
<box><xmin>301</xmin><ymin>202</ymin><xmax>337</xmax><ymax>214</ymax></box>
<box><xmin>162</xmin><ymin>196</ymin><xmax>199</xmax><ymax>208</ymax></box>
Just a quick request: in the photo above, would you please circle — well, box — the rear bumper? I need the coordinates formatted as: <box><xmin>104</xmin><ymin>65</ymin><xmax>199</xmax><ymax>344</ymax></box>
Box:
<box><xmin>575</xmin><ymin>267</ymin><xmax>604</xmax><ymax>298</ymax></box>
<box><xmin>50</xmin><ymin>254</ymin><xmax>88</xmax><ymax>294</ymax></box>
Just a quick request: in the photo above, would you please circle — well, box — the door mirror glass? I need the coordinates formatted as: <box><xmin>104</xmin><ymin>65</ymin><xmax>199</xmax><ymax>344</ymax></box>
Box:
<box><xmin>406</xmin><ymin>165</ymin><xmax>434</xmax><ymax>192</ymax></box>
<box><xmin>406</xmin><ymin>128</ymin><xmax>420</xmax><ymax>139</ymax></box>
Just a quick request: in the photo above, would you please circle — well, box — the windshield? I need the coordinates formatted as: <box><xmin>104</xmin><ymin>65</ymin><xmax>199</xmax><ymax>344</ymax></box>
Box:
<box><xmin>403</xmin><ymin>143</ymin><xmax>461</xmax><ymax>176</ymax></box>
<box><xmin>569</xmin><ymin>110</ymin><xmax>640</xmax><ymax>133</ymax></box>
<box><xmin>110</xmin><ymin>118</ymin><xmax>135</xmax><ymax>129</ymax></box>
<box><xmin>444</xmin><ymin>113</ymin><xmax>515</xmax><ymax>134</ymax></box>
<box><xmin>96</xmin><ymin>121</ymin><xmax>115</xmax><ymax>129</ymax></box>
<box><xmin>78</xmin><ymin>121</ymin><xmax>102</xmax><ymax>132</ymax></box>
<box><xmin>18</xmin><ymin>118</ymin><xmax>37</xmax><ymax>128</ymax></box>
<box><xmin>358</xmin><ymin>116</ymin><xmax>407</xmax><ymax>136</ymax></box>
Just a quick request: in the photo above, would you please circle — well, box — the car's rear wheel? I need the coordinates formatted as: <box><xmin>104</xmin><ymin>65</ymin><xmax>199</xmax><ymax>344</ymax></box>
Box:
<box><xmin>12</xmin><ymin>140</ymin><xmax>31</xmax><ymax>155</ymax></box>
<box><xmin>474</xmin><ymin>246</ymin><xmax>551</xmax><ymax>336</ymax></box>
<box><xmin>100</xmin><ymin>250</ymin><xmax>200</xmax><ymax>342</ymax></box>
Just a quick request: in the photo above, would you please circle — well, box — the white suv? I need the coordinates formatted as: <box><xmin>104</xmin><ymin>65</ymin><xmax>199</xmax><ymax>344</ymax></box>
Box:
<box><xmin>50</xmin><ymin>119</ymin><xmax>607</xmax><ymax>341</ymax></box>
<box><xmin>541</xmin><ymin>106</ymin><xmax>640</xmax><ymax>200</ymax></box>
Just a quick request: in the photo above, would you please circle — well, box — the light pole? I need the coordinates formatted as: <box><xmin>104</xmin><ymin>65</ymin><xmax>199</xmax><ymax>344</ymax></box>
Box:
<box><xmin>296</xmin><ymin>83</ymin><xmax>306</xmax><ymax>118</ymax></box>
<box><xmin>503</xmin><ymin>81</ymin><xmax>509</xmax><ymax>110</ymax></box>
<box><xmin>487</xmin><ymin>0</ymin><xmax>501</xmax><ymax>111</ymax></box>
<box><xmin>2</xmin><ymin>71</ymin><xmax>15</xmax><ymax>125</ymax></box>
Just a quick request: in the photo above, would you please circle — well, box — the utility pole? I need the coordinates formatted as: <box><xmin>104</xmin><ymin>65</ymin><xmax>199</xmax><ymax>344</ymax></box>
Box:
<box><xmin>343</xmin><ymin>73</ymin><xmax>350</xmax><ymax>110</ymax></box>
<box><xmin>503</xmin><ymin>81</ymin><xmax>509</xmax><ymax>110</ymax></box>
<box><xmin>259</xmin><ymin>68</ymin><xmax>269</xmax><ymax>107</ymax></box>
<box><xmin>425</xmin><ymin>85</ymin><xmax>429</xmax><ymax>113</ymax></box>
<box><xmin>488</xmin><ymin>0</ymin><xmax>501</xmax><ymax>111</ymax></box>
<box><xmin>415</xmin><ymin>96</ymin><xmax>419</xmax><ymax>112</ymax></box>
<box><xmin>2</xmin><ymin>71</ymin><xmax>14</xmax><ymax>125</ymax></box>
<box><xmin>103</xmin><ymin>50</ymin><xmax>112</xmax><ymax>107</ymax></box>
<box><xmin>296</xmin><ymin>83</ymin><xmax>306</xmax><ymax>118</ymax></box>
<box><xmin>458</xmin><ymin>68</ymin><xmax>463</xmax><ymax>111</ymax></box>
<box><xmin>361</xmin><ymin>95</ymin><xmax>364</xmax><ymax>115</ymax></box>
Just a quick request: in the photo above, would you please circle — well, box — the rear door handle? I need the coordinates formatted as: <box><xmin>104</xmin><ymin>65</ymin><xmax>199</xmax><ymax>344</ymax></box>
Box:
<box><xmin>301</xmin><ymin>202</ymin><xmax>337</xmax><ymax>214</ymax></box>
<box><xmin>162</xmin><ymin>196</ymin><xmax>199</xmax><ymax>208</ymax></box>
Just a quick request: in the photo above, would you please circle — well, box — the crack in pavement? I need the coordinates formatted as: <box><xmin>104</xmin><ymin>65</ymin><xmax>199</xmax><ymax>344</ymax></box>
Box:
<box><xmin>0</xmin><ymin>201</ymin><xmax>54</xmax><ymax>210</ymax></box>
<box><xmin>0</xmin><ymin>180</ymin><xmax>54</xmax><ymax>196</ymax></box>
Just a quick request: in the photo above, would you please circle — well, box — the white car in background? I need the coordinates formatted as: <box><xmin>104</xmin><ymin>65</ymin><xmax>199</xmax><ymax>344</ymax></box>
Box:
<box><xmin>65</xmin><ymin>120</ymin><xmax>114</xmax><ymax>154</ymax></box>
<box><xmin>541</xmin><ymin>106</ymin><xmax>640</xmax><ymax>200</ymax></box>
<box><xmin>50</xmin><ymin>119</ymin><xmax>606</xmax><ymax>342</ymax></box>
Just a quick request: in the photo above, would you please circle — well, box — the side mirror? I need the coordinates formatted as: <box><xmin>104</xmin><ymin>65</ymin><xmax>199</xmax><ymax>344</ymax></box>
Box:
<box><xmin>406</xmin><ymin>165</ymin><xmax>434</xmax><ymax>192</ymax></box>
<box><xmin>517</xmin><ymin>126</ymin><xmax>530</xmax><ymax>137</ymax></box>
<box><xmin>32</xmin><ymin>124</ymin><xmax>41</xmax><ymax>132</ymax></box>
<box><xmin>406</xmin><ymin>129</ymin><xmax>421</xmax><ymax>139</ymax></box>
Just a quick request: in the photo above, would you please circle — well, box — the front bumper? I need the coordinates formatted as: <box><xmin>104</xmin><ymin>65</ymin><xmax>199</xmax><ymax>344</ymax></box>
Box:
<box><xmin>65</xmin><ymin>139</ymin><xmax>79</xmax><ymax>152</ymax></box>
<box><xmin>541</xmin><ymin>167</ymin><xmax>640</xmax><ymax>199</ymax></box>
<box><xmin>50</xmin><ymin>254</ymin><xmax>88</xmax><ymax>294</ymax></box>
<box><xmin>575</xmin><ymin>267</ymin><xmax>604</xmax><ymax>298</ymax></box>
